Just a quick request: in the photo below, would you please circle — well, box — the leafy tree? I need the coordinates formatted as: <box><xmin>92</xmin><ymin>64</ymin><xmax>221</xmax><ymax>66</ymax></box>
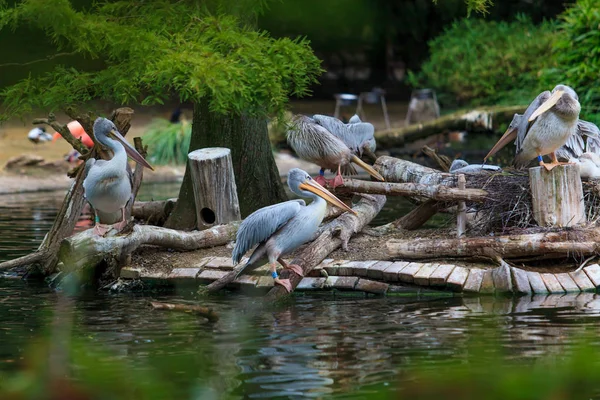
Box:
<box><xmin>0</xmin><ymin>0</ymin><xmax>322</xmax><ymax>228</ymax></box>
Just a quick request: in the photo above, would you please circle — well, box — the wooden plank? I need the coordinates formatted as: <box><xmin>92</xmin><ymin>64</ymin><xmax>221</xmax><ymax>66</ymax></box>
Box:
<box><xmin>197</xmin><ymin>269</ymin><xmax>227</xmax><ymax>283</ymax></box>
<box><xmin>367</xmin><ymin>261</ymin><xmax>394</xmax><ymax>280</ymax></box>
<box><xmin>205</xmin><ymin>257</ymin><xmax>233</xmax><ymax>269</ymax></box>
<box><xmin>463</xmin><ymin>268</ymin><xmax>485</xmax><ymax>293</ymax></box>
<box><xmin>398</xmin><ymin>262</ymin><xmax>424</xmax><ymax>283</ymax></box>
<box><xmin>346</xmin><ymin>260</ymin><xmax>378</xmax><ymax>277</ymax></box>
<box><xmin>492</xmin><ymin>264</ymin><xmax>512</xmax><ymax>293</ymax></box>
<box><xmin>168</xmin><ymin>267</ymin><xmax>201</xmax><ymax>280</ymax></box>
<box><xmin>296</xmin><ymin>277</ymin><xmax>326</xmax><ymax>290</ymax></box>
<box><xmin>256</xmin><ymin>276</ymin><xmax>275</xmax><ymax>289</ymax></box>
<box><xmin>232</xmin><ymin>275</ymin><xmax>258</xmax><ymax>288</ymax></box>
<box><xmin>413</xmin><ymin>263</ymin><xmax>439</xmax><ymax>286</ymax></box>
<box><xmin>429</xmin><ymin>264</ymin><xmax>456</xmax><ymax>287</ymax></box>
<box><xmin>583</xmin><ymin>264</ymin><xmax>600</xmax><ymax>288</ymax></box>
<box><xmin>526</xmin><ymin>271</ymin><xmax>548</xmax><ymax>294</ymax></box>
<box><xmin>355</xmin><ymin>279</ymin><xmax>389</xmax><ymax>294</ymax></box>
<box><xmin>554</xmin><ymin>273</ymin><xmax>580</xmax><ymax>293</ymax></box>
<box><xmin>446</xmin><ymin>266</ymin><xmax>469</xmax><ymax>292</ymax></box>
<box><xmin>569</xmin><ymin>270</ymin><xmax>596</xmax><ymax>292</ymax></box>
<box><xmin>511</xmin><ymin>267</ymin><xmax>531</xmax><ymax>294</ymax></box>
<box><xmin>382</xmin><ymin>261</ymin><xmax>409</xmax><ymax>282</ymax></box>
<box><xmin>323</xmin><ymin>260</ymin><xmax>349</xmax><ymax>276</ymax></box>
<box><xmin>540</xmin><ymin>273</ymin><xmax>565</xmax><ymax>294</ymax></box>
<box><xmin>478</xmin><ymin>269</ymin><xmax>495</xmax><ymax>294</ymax></box>
<box><xmin>328</xmin><ymin>276</ymin><xmax>359</xmax><ymax>290</ymax></box>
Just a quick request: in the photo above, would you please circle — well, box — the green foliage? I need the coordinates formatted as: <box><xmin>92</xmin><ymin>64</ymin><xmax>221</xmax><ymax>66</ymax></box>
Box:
<box><xmin>0</xmin><ymin>0</ymin><xmax>323</xmax><ymax>120</ymax></box>
<box><xmin>408</xmin><ymin>15</ymin><xmax>556</xmax><ymax>107</ymax></box>
<box><xmin>143</xmin><ymin>119</ymin><xmax>192</xmax><ymax>166</ymax></box>
<box><xmin>544</xmin><ymin>0</ymin><xmax>600</xmax><ymax>122</ymax></box>
<box><xmin>267</xmin><ymin>110</ymin><xmax>293</xmax><ymax>146</ymax></box>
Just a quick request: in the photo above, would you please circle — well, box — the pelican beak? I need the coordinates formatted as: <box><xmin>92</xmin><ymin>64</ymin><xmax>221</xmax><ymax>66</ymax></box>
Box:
<box><xmin>529</xmin><ymin>90</ymin><xmax>565</xmax><ymax>122</ymax></box>
<box><xmin>299</xmin><ymin>179</ymin><xmax>357</xmax><ymax>215</ymax></box>
<box><xmin>110</xmin><ymin>130</ymin><xmax>155</xmax><ymax>171</ymax></box>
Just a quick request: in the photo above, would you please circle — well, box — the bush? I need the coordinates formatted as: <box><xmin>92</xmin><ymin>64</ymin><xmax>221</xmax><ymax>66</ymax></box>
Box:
<box><xmin>545</xmin><ymin>0</ymin><xmax>600</xmax><ymax>122</ymax></box>
<box><xmin>142</xmin><ymin>119</ymin><xmax>191</xmax><ymax>166</ymax></box>
<box><xmin>408</xmin><ymin>15</ymin><xmax>556</xmax><ymax>107</ymax></box>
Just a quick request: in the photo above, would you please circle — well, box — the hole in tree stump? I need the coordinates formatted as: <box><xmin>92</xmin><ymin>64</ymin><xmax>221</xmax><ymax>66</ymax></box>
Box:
<box><xmin>200</xmin><ymin>207</ymin><xmax>216</xmax><ymax>224</ymax></box>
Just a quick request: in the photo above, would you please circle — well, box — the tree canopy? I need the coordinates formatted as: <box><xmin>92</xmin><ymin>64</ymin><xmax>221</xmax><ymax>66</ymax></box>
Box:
<box><xmin>0</xmin><ymin>0</ymin><xmax>322</xmax><ymax>120</ymax></box>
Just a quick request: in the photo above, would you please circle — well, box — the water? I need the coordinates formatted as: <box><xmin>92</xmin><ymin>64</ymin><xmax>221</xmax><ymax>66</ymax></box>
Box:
<box><xmin>1</xmin><ymin>179</ymin><xmax>599</xmax><ymax>397</ymax></box>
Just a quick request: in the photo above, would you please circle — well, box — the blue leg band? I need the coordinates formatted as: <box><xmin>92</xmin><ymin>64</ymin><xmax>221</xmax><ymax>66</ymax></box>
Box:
<box><xmin>95</xmin><ymin>215</ymin><xmax>100</xmax><ymax>223</ymax></box>
<box><xmin>537</xmin><ymin>155</ymin><xmax>543</xmax><ymax>162</ymax></box>
<box><xmin>271</xmin><ymin>271</ymin><xmax>278</xmax><ymax>279</ymax></box>
<box><xmin>319</xmin><ymin>168</ymin><xmax>325</xmax><ymax>176</ymax></box>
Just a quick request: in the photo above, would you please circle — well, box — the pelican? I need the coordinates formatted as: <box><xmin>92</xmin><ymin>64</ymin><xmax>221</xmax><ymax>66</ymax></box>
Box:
<box><xmin>484</xmin><ymin>84</ymin><xmax>581</xmax><ymax>171</ymax></box>
<box><xmin>570</xmin><ymin>152</ymin><xmax>600</xmax><ymax>179</ymax></box>
<box><xmin>232</xmin><ymin>168</ymin><xmax>356</xmax><ymax>292</ymax></box>
<box><xmin>83</xmin><ymin>118</ymin><xmax>154</xmax><ymax>236</ymax></box>
<box><xmin>287</xmin><ymin>115</ymin><xmax>384</xmax><ymax>188</ymax></box>
<box><xmin>449</xmin><ymin>159</ymin><xmax>502</xmax><ymax>174</ymax></box>
<box><xmin>312</xmin><ymin>114</ymin><xmax>376</xmax><ymax>157</ymax></box>
<box><xmin>555</xmin><ymin>119</ymin><xmax>600</xmax><ymax>161</ymax></box>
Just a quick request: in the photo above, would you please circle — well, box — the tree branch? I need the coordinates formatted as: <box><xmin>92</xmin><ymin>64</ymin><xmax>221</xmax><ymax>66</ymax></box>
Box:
<box><xmin>0</xmin><ymin>52</ymin><xmax>77</xmax><ymax>68</ymax></box>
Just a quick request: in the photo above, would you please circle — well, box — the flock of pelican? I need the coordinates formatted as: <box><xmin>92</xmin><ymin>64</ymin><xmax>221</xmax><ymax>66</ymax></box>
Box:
<box><xmin>78</xmin><ymin>84</ymin><xmax>600</xmax><ymax>292</ymax></box>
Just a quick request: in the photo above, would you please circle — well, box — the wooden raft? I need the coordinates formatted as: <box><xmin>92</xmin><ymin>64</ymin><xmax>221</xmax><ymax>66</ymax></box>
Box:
<box><xmin>118</xmin><ymin>256</ymin><xmax>600</xmax><ymax>295</ymax></box>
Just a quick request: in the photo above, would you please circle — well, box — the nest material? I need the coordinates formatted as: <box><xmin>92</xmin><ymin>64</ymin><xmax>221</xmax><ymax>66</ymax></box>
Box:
<box><xmin>460</xmin><ymin>169</ymin><xmax>600</xmax><ymax>235</ymax></box>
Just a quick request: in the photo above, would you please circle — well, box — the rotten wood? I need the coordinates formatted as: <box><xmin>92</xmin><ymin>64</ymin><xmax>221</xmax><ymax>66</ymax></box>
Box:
<box><xmin>132</xmin><ymin>198</ymin><xmax>178</xmax><ymax>224</ymax></box>
<box><xmin>335</xmin><ymin>178</ymin><xmax>487</xmax><ymax>202</ymax></box>
<box><xmin>188</xmin><ymin>148</ymin><xmax>241</xmax><ymax>230</ymax></box>
<box><xmin>386</xmin><ymin>229</ymin><xmax>600</xmax><ymax>261</ymax></box>
<box><xmin>150</xmin><ymin>301</ymin><xmax>219</xmax><ymax>322</ymax></box>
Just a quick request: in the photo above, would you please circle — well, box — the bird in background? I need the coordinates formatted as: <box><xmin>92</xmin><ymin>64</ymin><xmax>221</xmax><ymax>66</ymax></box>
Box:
<box><xmin>232</xmin><ymin>168</ymin><xmax>356</xmax><ymax>293</ymax></box>
<box><xmin>312</xmin><ymin>113</ymin><xmax>376</xmax><ymax>158</ymax></box>
<box><xmin>83</xmin><ymin>118</ymin><xmax>154</xmax><ymax>236</ymax></box>
<box><xmin>27</xmin><ymin>126</ymin><xmax>53</xmax><ymax>143</ymax></box>
<box><xmin>484</xmin><ymin>84</ymin><xmax>581</xmax><ymax>171</ymax></box>
<box><xmin>287</xmin><ymin>115</ymin><xmax>384</xmax><ymax>188</ymax></box>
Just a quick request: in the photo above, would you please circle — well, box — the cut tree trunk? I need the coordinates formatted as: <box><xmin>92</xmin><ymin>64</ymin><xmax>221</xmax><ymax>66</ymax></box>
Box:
<box><xmin>188</xmin><ymin>148</ymin><xmax>241</xmax><ymax>230</ymax></box>
<box><xmin>165</xmin><ymin>99</ymin><xmax>286</xmax><ymax>230</ymax></box>
<box><xmin>58</xmin><ymin>222</ymin><xmax>240</xmax><ymax>277</ymax></box>
<box><xmin>374</xmin><ymin>105</ymin><xmax>526</xmax><ymax>147</ymax></box>
<box><xmin>334</xmin><ymin>178</ymin><xmax>487</xmax><ymax>202</ymax></box>
<box><xmin>386</xmin><ymin>229</ymin><xmax>600</xmax><ymax>261</ymax></box>
<box><xmin>529</xmin><ymin>165</ymin><xmax>586</xmax><ymax>227</ymax></box>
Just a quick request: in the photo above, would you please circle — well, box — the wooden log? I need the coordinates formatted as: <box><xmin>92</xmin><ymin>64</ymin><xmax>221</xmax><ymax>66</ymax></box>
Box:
<box><xmin>132</xmin><ymin>198</ymin><xmax>178</xmax><ymax>223</ymax></box>
<box><xmin>58</xmin><ymin>222</ymin><xmax>240</xmax><ymax>275</ymax></box>
<box><xmin>457</xmin><ymin>174</ymin><xmax>467</xmax><ymax>237</ymax></box>
<box><xmin>335</xmin><ymin>178</ymin><xmax>487</xmax><ymax>202</ymax></box>
<box><xmin>188</xmin><ymin>148</ymin><xmax>241</xmax><ymax>230</ymax></box>
<box><xmin>374</xmin><ymin>105</ymin><xmax>526</xmax><ymax>147</ymax></box>
<box><xmin>150</xmin><ymin>301</ymin><xmax>219</xmax><ymax>322</ymax></box>
<box><xmin>376</xmin><ymin>156</ymin><xmax>453</xmax><ymax>186</ymax></box>
<box><xmin>386</xmin><ymin>229</ymin><xmax>600</xmax><ymax>260</ymax></box>
<box><xmin>529</xmin><ymin>165</ymin><xmax>586</xmax><ymax>227</ymax></box>
<box><xmin>393</xmin><ymin>200</ymin><xmax>442</xmax><ymax>230</ymax></box>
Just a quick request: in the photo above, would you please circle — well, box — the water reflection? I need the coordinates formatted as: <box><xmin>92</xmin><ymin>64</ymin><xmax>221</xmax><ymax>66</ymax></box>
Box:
<box><xmin>2</xmin><ymin>279</ymin><xmax>600</xmax><ymax>398</ymax></box>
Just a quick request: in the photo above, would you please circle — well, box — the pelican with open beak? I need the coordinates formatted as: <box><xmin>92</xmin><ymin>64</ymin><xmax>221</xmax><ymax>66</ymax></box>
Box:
<box><xmin>232</xmin><ymin>168</ymin><xmax>356</xmax><ymax>292</ymax></box>
<box><xmin>83</xmin><ymin>117</ymin><xmax>154</xmax><ymax>236</ymax></box>
<box><xmin>485</xmin><ymin>84</ymin><xmax>581</xmax><ymax>171</ymax></box>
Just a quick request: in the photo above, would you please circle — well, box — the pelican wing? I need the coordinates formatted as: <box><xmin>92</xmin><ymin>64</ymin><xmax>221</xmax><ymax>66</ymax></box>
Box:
<box><xmin>515</xmin><ymin>91</ymin><xmax>551</xmax><ymax>155</ymax></box>
<box><xmin>556</xmin><ymin>119</ymin><xmax>600</xmax><ymax>160</ymax></box>
<box><xmin>312</xmin><ymin>114</ymin><xmax>376</xmax><ymax>155</ymax></box>
<box><xmin>232</xmin><ymin>199</ymin><xmax>305</xmax><ymax>264</ymax></box>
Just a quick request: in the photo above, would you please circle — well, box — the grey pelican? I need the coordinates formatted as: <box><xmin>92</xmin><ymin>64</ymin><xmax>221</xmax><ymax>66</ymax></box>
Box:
<box><xmin>287</xmin><ymin>115</ymin><xmax>384</xmax><ymax>187</ymax></box>
<box><xmin>83</xmin><ymin>118</ymin><xmax>154</xmax><ymax>236</ymax></box>
<box><xmin>312</xmin><ymin>114</ymin><xmax>376</xmax><ymax>157</ymax></box>
<box><xmin>232</xmin><ymin>168</ymin><xmax>356</xmax><ymax>292</ymax></box>
<box><xmin>555</xmin><ymin>119</ymin><xmax>600</xmax><ymax>160</ymax></box>
<box><xmin>570</xmin><ymin>152</ymin><xmax>600</xmax><ymax>179</ymax></box>
<box><xmin>449</xmin><ymin>159</ymin><xmax>502</xmax><ymax>174</ymax></box>
<box><xmin>484</xmin><ymin>84</ymin><xmax>581</xmax><ymax>170</ymax></box>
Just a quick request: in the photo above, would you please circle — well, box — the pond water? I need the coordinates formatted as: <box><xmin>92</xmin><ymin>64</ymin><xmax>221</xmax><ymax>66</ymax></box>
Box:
<box><xmin>1</xmin><ymin>162</ymin><xmax>598</xmax><ymax>397</ymax></box>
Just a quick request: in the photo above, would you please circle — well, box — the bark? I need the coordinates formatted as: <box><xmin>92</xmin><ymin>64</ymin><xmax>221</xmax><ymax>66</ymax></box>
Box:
<box><xmin>393</xmin><ymin>200</ymin><xmax>443</xmax><ymax>230</ymax></box>
<box><xmin>265</xmin><ymin>194</ymin><xmax>387</xmax><ymax>300</ymax></box>
<box><xmin>374</xmin><ymin>105</ymin><xmax>526</xmax><ymax>147</ymax></box>
<box><xmin>376</xmin><ymin>156</ymin><xmax>453</xmax><ymax>185</ymax></box>
<box><xmin>58</xmin><ymin>222</ymin><xmax>240</xmax><ymax>276</ymax></box>
<box><xmin>334</xmin><ymin>178</ymin><xmax>487</xmax><ymax>202</ymax></box>
<box><xmin>132</xmin><ymin>199</ymin><xmax>177</xmax><ymax>224</ymax></box>
<box><xmin>386</xmin><ymin>229</ymin><xmax>600</xmax><ymax>260</ymax></box>
<box><xmin>166</xmin><ymin>99</ymin><xmax>286</xmax><ymax>230</ymax></box>
<box><xmin>150</xmin><ymin>302</ymin><xmax>219</xmax><ymax>322</ymax></box>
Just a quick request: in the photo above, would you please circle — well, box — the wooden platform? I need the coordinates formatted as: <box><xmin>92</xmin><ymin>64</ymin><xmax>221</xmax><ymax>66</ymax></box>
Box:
<box><xmin>117</xmin><ymin>257</ymin><xmax>600</xmax><ymax>296</ymax></box>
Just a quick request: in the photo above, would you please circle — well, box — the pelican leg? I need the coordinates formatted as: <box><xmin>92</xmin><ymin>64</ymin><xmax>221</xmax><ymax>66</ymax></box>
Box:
<box><xmin>92</xmin><ymin>214</ymin><xmax>111</xmax><ymax>236</ymax></box>
<box><xmin>331</xmin><ymin>165</ymin><xmax>344</xmax><ymax>188</ymax></box>
<box><xmin>114</xmin><ymin>208</ymin><xmax>128</xmax><ymax>231</ymax></box>
<box><xmin>278</xmin><ymin>257</ymin><xmax>304</xmax><ymax>277</ymax></box>
<box><xmin>542</xmin><ymin>152</ymin><xmax>575</xmax><ymax>171</ymax></box>
<box><xmin>314</xmin><ymin>169</ymin><xmax>328</xmax><ymax>186</ymax></box>
<box><xmin>270</xmin><ymin>262</ymin><xmax>292</xmax><ymax>293</ymax></box>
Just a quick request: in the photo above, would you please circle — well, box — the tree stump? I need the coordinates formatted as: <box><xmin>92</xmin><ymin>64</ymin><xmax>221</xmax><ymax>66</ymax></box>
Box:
<box><xmin>188</xmin><ymin>148</ymin><xmax>241</xmax><ymax>230</ymax></box>
<box><xmin>529</xmin><ymin>165</ymin><xmax>585</xmax><ymax>227</ymax></box>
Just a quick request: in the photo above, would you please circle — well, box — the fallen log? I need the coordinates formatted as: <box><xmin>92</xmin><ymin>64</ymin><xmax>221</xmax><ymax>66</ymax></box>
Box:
<box><xmin>375</xmin><ymin>105</ymin><xmax>526</xmax><ymax>147</ymax></box>
<box><xmin>150</xmin><ymin>301</ymin><xmax>219</xmax><ymax>322</ymax></box>
<box><xmin>394</xmin><ymin>200</ymin><xmax>443</xmax><ymax>230</ymax></box>
<box><xmin>375</xmin><ymin>156</ymin><xmax>453</xmax><ymax>186</ymax></box>
<box><xmin>58</xmin><ymin>222</ymin><xmax>240</xmax><ymax>275</ymax></box>
<box><xmin>335</xmin><ymin>178</ymin><xmax>487</xmax><ymax>202</ymax></box>
<box><xmin>132</xmin><ymin>198</ymin><xmax>177</xmax><ymax>223</ymax></box>
<box><xmin>386</xmin><ymin>229</ymin><xmax>600</xmax><ymax>261</ymax></box>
